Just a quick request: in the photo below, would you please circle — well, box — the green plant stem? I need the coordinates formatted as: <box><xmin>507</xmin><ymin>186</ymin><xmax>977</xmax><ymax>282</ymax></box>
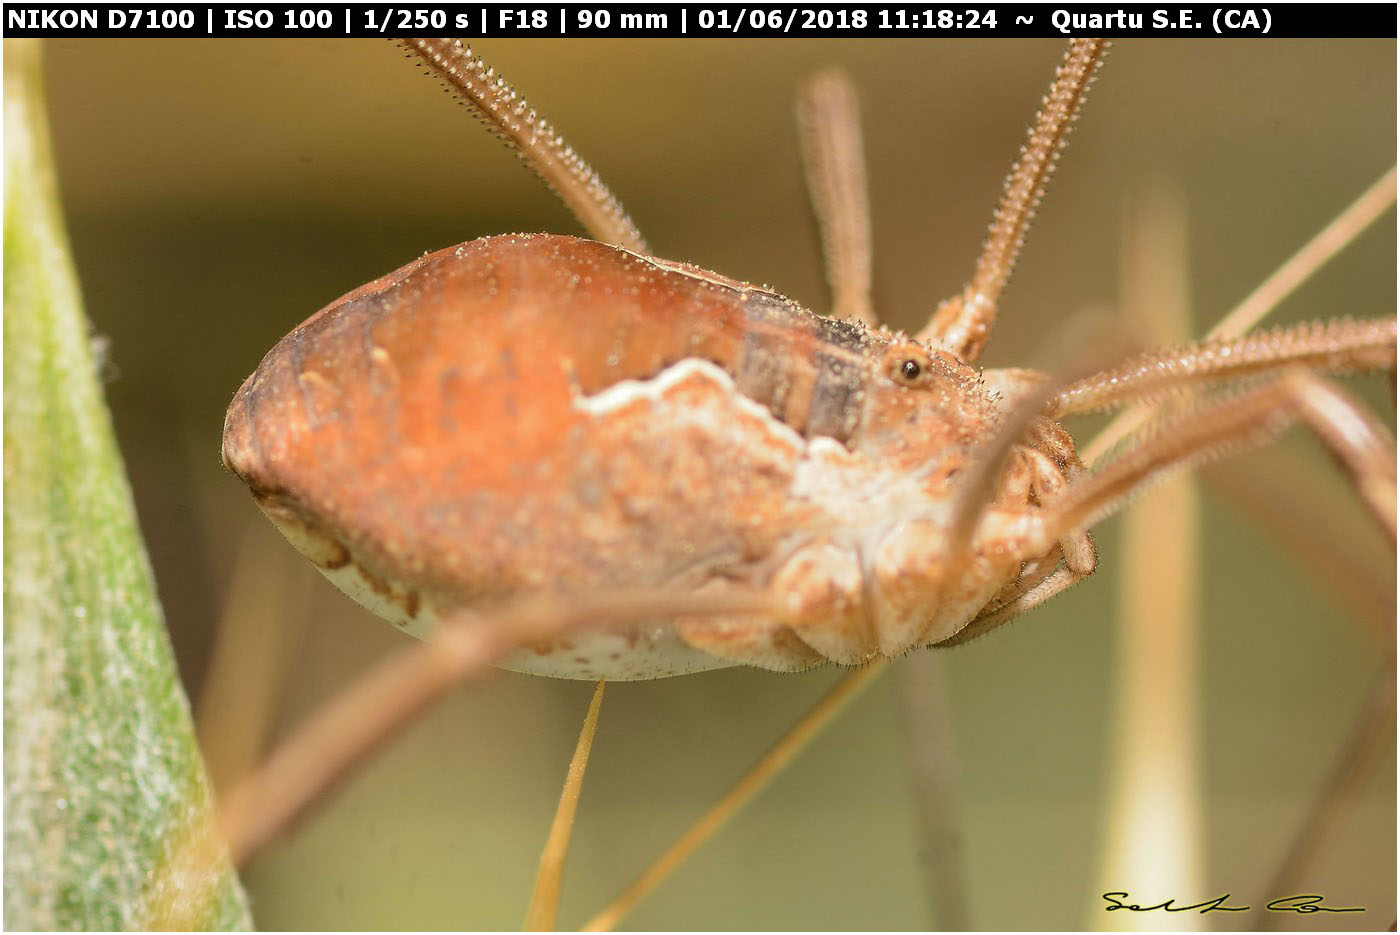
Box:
<box><xmin>3</xmin><ymin>39</ymin><xmax>250</xmax><ymax>930</ymax></box>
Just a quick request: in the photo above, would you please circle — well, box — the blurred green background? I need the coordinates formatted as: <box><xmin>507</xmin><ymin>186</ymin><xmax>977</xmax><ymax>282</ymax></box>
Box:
<box><xmin>37</xmin><ymin>39</ymin><xmax>1395</xmax><ymax>929</ymax></box>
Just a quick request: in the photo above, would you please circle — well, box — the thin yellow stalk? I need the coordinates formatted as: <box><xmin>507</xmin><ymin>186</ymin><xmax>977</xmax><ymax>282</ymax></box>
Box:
<box><xmin>1082</xmin><ymin>167</ymin><xmax>1396</xmax><ymax>466</ymax></box>
<box><xmin>525</xmin><ymin>679</ymin><xmax>607</xmax><ymax>932</ymax></box>
<box><xmin>582</xmin><ymin>661</ymin><xmax>888</xmax><ymax>931</ymax></box>
<box><xmin>195</xmin><ymin>516</ymin><xmax>311</xmax><ymax>796</ymax></box>
<box><xmin>1090</xmin><ymin>185</ymin><xmax>1202</xmax><ymax>930</ymax></box>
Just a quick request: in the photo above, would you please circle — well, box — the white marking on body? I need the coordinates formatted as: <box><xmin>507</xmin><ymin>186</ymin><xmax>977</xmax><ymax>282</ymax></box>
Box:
<box><xmin>804</xmin><ymin>435</ymin><xmax>850</xmax><ymax>461</ymax></box>
<box><xmin>573</xmin><ymin>358</ymin><xmax>807</xmax><ymax>453</ymax></box>
<box><xmin>581</xmin><ymin>366</ymin><xmax>954</xmax><ymax>591</ymax></box>
<box><xmin>790</xmin><ymin>434</ymin><xmax>919</xmax><ymax>527</ymax></box>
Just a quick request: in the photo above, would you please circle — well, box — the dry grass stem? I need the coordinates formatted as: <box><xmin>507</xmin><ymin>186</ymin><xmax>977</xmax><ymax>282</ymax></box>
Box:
<box><xmin>582</xmin><ymin>660</ymin><xmax>888</xmax><ymax>931</ymax></box>
<box><xmin>1083</xmin><ymin>167</ymin><xmax>1396</xmax><ymax>465</ymax></box>
<box><xmin>524</xmin><ymin>678</ymin><xmax>607</xmax><ymax>931</ymax></box>
<box><xmin>1090</xmin><ymin>186</ymin><xmax>1202</xmax><ymax>930</ymax></box>
<box><xmin>195</xmin><ymin>517</ymin><xmax>311</xmax><ymax>795</ymax></box>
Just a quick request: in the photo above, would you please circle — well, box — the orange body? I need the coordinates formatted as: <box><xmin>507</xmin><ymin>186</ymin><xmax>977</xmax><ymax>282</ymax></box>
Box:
<box><xmin>224</xmin><ymin>234</ymin><xmax>1067</xmax><ymax>678</ymax></box>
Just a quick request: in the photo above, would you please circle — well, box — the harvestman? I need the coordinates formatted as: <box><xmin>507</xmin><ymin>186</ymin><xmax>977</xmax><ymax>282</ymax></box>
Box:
<box><xmin>212</xmin><ymin>38</ymin><xmax>1397</xmax><ymax>927</ymax></box>
<box><xmin>223</xmin><ymin>39</ymin><xmax>1394</xmax><ymax>677</ymax></box>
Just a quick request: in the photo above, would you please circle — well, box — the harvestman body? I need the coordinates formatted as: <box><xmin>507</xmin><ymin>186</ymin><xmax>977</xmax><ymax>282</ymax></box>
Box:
<box><xmin>221</xmin><ymin>40</ymin><xmax>1397</xmax><ymax>683</ymax></box>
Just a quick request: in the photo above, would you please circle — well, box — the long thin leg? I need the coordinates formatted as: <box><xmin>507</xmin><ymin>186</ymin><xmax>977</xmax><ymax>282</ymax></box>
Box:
<box><xmin>950</xmin><ymin>369</ymin><xmax>1395</xmax><ymax>647</ymax></box>
<box><xmin>892</xmin><ymin>653</ymin><xmax>971</xmax><ymax>930</ymax></box>
<box><xmin>1253</xmin><ymin>667</ymin><xmax>1395</xmax><ymax>932</ymax></box>
<box><xmin>940</xmin><ymin>450</ymin><xmax>1096</xmax><ymax>645</ymax></box>
<box><xmin>1084</xmin><ymin>168</ymin><xmax>1396</xmax><ymax>463</ymax></box>
<box><xmin>146</xmin><ymin>589</ymin><xmax>773</xmax><ymax>927</ymax></box>
<box><xmin>1047</xmin><ymin>372</ymin><xmax>1396</xmax><ymax>556</ymax></box>
<box><xmin>403</xmin><ymin>40</ymin><xmax>648</xmax><ymax>253</ymax></box>
<box><xmin>917</xmin><ymin>40</ymin><xmax>1108</xmax><ymax>361</ymax></box>
<box><xmin>941</xmin><ymin>564</ymin><xmax>1088</xmax><ymax>646</ymax></box>
<box><xmin>797</xmin><ymin>69</ymin><xmax>877</xmax><ymax>326</ymax></box>
<box><xmin>214</xmin><ymin>588</ymin><xmax>774</xmax><ymax>866</ymax></box>
<box><xmin>1050</xmin><ymin>316</ymin><xmax>1396</xmax><ymax>419</ymax></box>
<box><xmin>1205</xmin><ymin>457</ymin><xmax>1395</xmax><ymax>643</ymax></box>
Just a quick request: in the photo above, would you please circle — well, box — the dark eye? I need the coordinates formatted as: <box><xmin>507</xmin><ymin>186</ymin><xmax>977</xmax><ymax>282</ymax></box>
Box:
<box><xmin>883</xmin><ymin>341</ymin><xmax>933</xmax><ymax>387</ymax></box>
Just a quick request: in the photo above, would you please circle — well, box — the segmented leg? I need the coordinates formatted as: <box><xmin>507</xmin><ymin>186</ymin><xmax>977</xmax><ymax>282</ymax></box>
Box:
<box><xmin>1050</xmin><ymin>316</ymin><xmax>1397</xmax><ymax>419</ymax></box>
<box><xmin>945</xmin><ymin>369</ymin><xmax>1395</xmax><ymax>645</ymax></box>
<box><xmin>403</xmin><ymin>39</ymin><xmax>648</xmax><ymax>253</ymax></box>
<box><xmin>919</xmin><ymin>39</ymin><xmax>1109</xmax><ymax>362</ymax></box>
<box><xmin>1084</xmin><ymin>168</ymin><xmax>1396</xmax><ymax>463</ymax></box>
<box><xmin>207</xmin><ymin>587</ymin><xmax>776</xmax><ymax>865</ymax></box>
<box><xmin>797</xmin><ymin>69</ymin><xmax>877</xmax><ymax>326</ymax></box>
<box><xmin>1027</xmin><ymin>370</ymin><xmax>1396</xmax><ymax>562</ymax></box>
<box><xmin>939</xmin><ymin>447</ymin><xmax>1096</xmax><ymax>646</ymax></box>
<box><xmin>942</xmin><ymin>564</ymin><xmax>1089</xmax><ymax>647</ymax></box>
